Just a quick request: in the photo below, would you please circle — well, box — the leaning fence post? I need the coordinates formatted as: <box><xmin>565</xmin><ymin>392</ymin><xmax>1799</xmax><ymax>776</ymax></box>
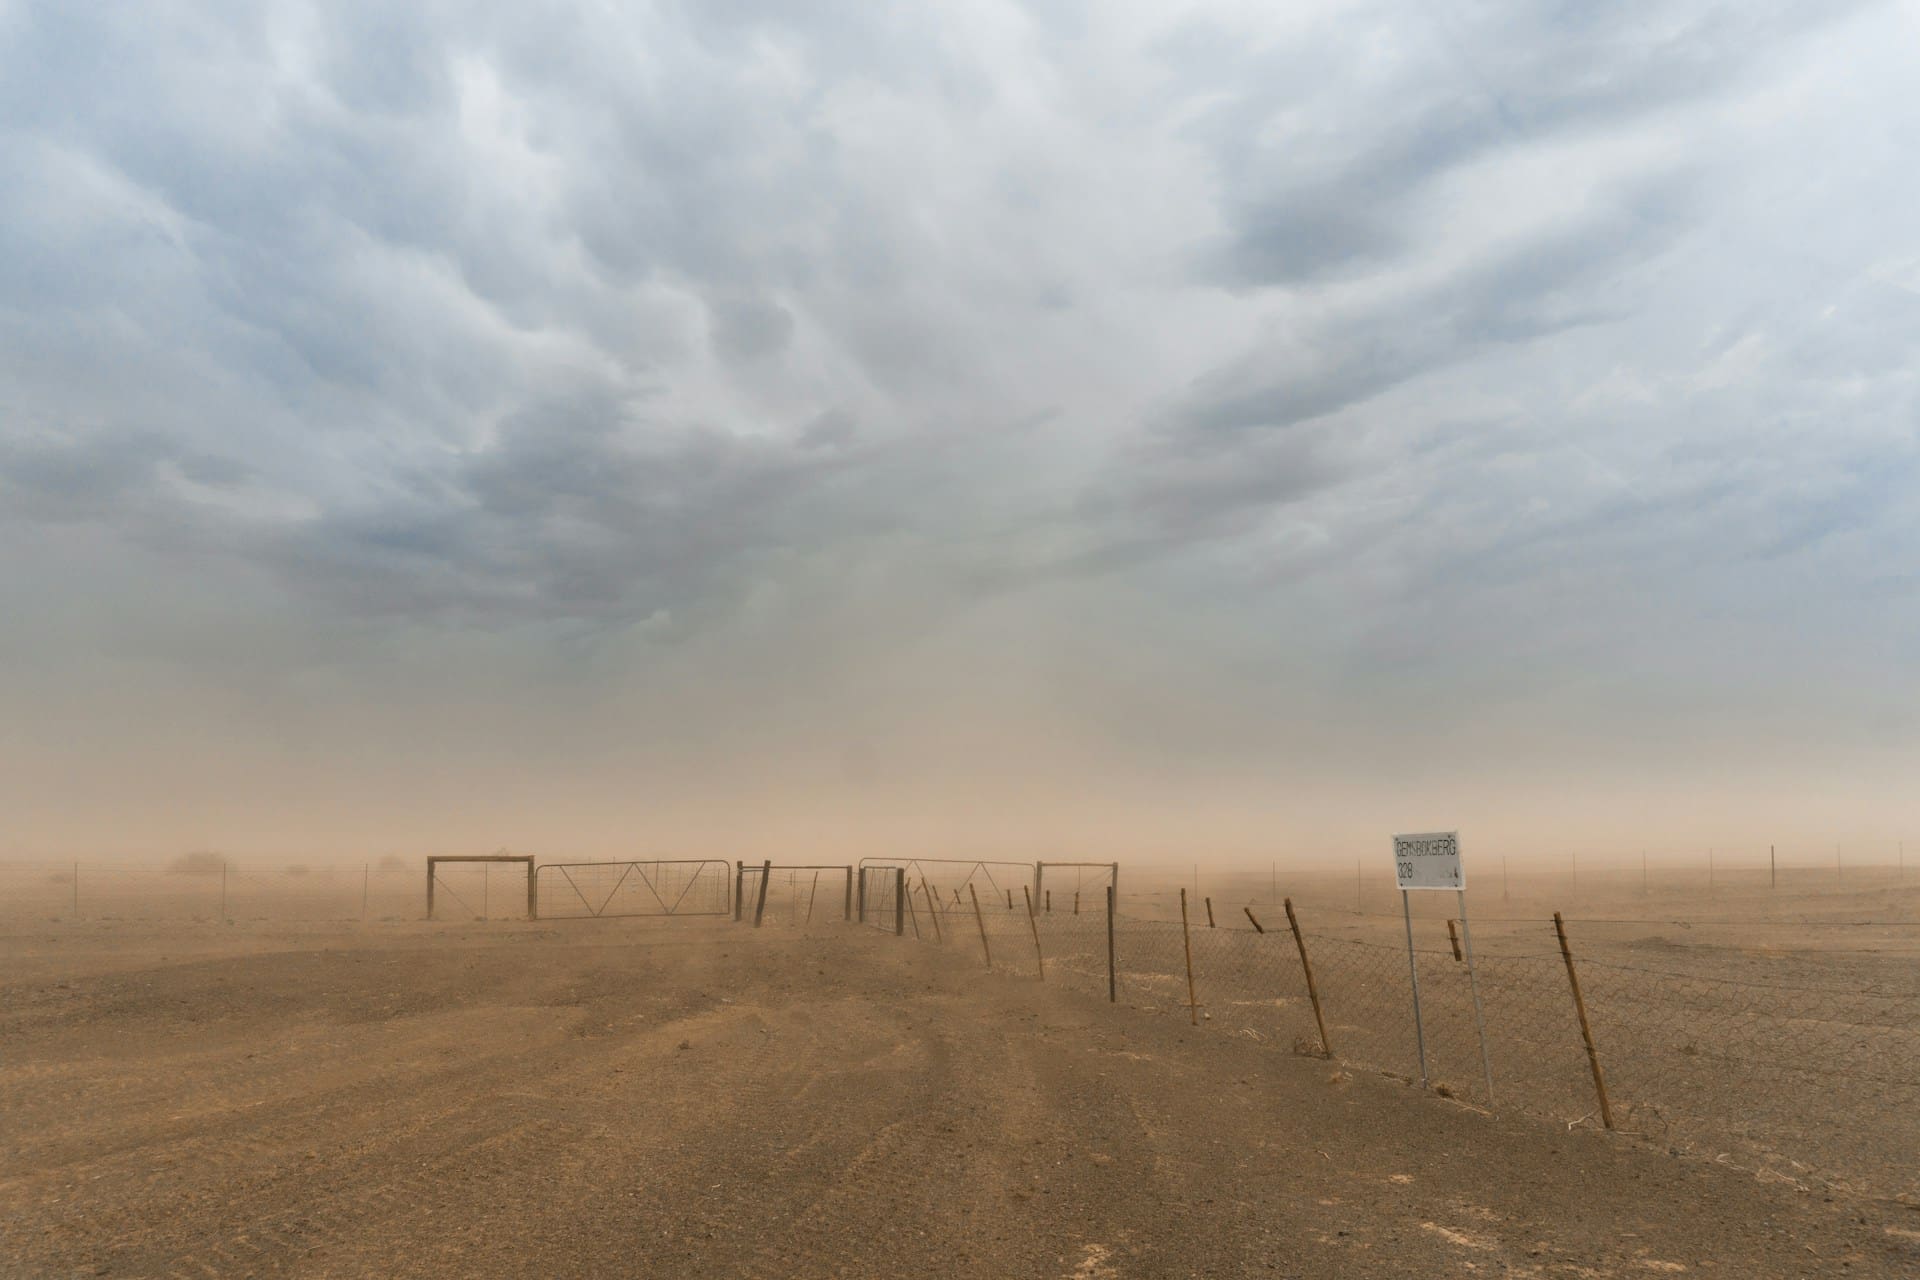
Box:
<box><xmin>1105</xmin><ymin>884</ymin><xmax>1117</xmax><ymax>1002</ymax></box>
<box><xmin>1243</xmin><ymin>906</ymin><xmax>1265</xmax><ymax>933</ymax></box>
<box><xmin>1179</xmin><ymin>887</ymin><xmax>1199</xmax><ymax>1026</ymax></box>
<box><xmin>1284</xmin><ymin>898</ymin><xmax>1333</xmax><ymax>1058</ymax></box>
<box><xmin>753</xmin><ymin>860</ymin><xmax>771</xmax><ymax>928</ymax></box>
<box><xmin>1553</xmin><ymin>911</ymin><xmax>1614</xmax><ymax>1130</ymax></box>
<box><xmin>921</xmin><ymin>880</ymin><xmax>942</xmax><ymax>942</ymax></box>
<box><xmin>1446</xmin><ymin>918</ymin><xmax>1463</xmax><ymax>962</ymax></box>
<box><xmin>903</xmin><ymin>874</ymin><xmax>920</xmax><ymax>938</ymax></box>
<box><xmin>969</xmin><ymin>884</ymin><xmax>992</xmax><ymax>968</ymax></box>
<box><xmin>1021</xmin><ymin>886</ymin><xmax>1046</xmax><ymax>980</ymax></box>
<box><xmin>1205</xmin><ymin>896</ymin><xmax>1215</xmax><ymax>928</ymax></box>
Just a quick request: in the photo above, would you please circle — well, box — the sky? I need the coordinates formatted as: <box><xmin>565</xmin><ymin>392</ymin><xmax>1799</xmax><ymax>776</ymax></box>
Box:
<box><xmin>2</xmin><ymin>1</ymin><xmax>1917</xmax><ymax>866</ymax></box>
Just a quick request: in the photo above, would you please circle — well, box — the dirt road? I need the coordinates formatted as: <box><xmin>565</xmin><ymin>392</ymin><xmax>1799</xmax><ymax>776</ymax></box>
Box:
<box><xmin>2</xmin><ymin>920</ymin><xmax>1912</xmax><ymax>1277</ymax></box>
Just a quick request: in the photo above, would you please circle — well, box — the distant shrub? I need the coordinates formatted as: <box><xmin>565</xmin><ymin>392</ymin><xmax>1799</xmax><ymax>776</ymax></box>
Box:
<box><xmin>169</xmin><ymin>851</ymin><xmax>231</xmax><ymax>876</ymax></box>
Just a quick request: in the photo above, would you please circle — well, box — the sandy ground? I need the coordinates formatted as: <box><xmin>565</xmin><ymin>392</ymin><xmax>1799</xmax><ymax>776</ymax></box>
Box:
<box><xmin>2</xmin><ymin>918</ymin><xmax>1916</xmax><ymax>1278</ymax></box>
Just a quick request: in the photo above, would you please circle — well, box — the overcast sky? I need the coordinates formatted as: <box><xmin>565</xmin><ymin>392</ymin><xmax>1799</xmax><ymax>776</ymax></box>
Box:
<box><xmin>3</xmin><ymin>1</ymin><xmax>1917</xmax><ymax>864</ymax></box>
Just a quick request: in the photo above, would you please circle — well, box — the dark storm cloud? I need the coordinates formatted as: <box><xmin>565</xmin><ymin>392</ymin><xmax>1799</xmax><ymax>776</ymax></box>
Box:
<box><xmin>0</xmin><ymin>0</ymin><xmax>1915</xmax><ymax>715</ymax></box>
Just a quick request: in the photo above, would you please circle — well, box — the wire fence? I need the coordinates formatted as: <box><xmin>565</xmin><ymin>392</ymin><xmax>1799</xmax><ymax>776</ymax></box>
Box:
<box><xmin>0</xmin><ymin>862</ymin><xmax>427</xmax><ymax>924</ymax></box>
<box><xmin>840</xmin><ymin>882</ymin><xmax>1920</xmax><ymax>1202</ymax></box>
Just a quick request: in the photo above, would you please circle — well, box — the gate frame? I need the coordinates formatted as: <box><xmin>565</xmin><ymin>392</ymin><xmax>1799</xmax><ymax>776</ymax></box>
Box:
<box><xmin>535</xmin><ymin>859</ymin><xmax>733</xmax><ymax>921</ymax></box>
<box><xmin>426</xmin><ymin>855</ymin><xmax>536</xmax><ymax>920</ymax></box>
<box><xmin>856</xmin><ymin>856</ymin><xmax>1040</xmax><ymax>906</ymax></box>
<box><xmin>855</xmin><ymin>865</ymin><xmax>907</xmax><ymax>935</ymax></box>
<box><xmin>1035</xmin><ymin>861</ymin><xmax>1119</xmax><ymax>908</ymax></box>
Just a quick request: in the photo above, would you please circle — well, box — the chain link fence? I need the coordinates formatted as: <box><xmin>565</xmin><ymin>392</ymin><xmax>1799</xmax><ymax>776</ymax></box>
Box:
<box><xmin>849</xmin><ymin>878</ymin><xmax>1919</xmax><ymax>1201</ymax></box>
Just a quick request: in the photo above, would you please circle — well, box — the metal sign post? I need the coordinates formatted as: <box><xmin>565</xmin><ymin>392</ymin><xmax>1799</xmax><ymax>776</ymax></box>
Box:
<box><xmin>1392</xmin><ymin>832</ymin><xmax>1493</xmax><ymax>1102</ymax></box>
<box><xmin>1399</xmin><ymin>883</ymin><xmax>1428</xmax><ymax>1087</ymax></box>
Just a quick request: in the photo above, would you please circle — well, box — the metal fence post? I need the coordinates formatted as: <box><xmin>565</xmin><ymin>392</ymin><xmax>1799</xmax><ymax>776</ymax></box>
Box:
<box><xmin>844</xmin><ymin>866</ymin><xmax>853</xmax><ymax>921</ymax></box>
<box><xmin>894</xmin><ymin>867</ymin><xmax>905</xmax><ymax>936</ymax></box>
<box><xmin>1401</xmin><ymin>887</ymin><xmax>1428</xmax><ymax>1088</ymax></box>
<box><xmin>734</xmin><ymin>862</ymin><xmax>745</xmax><ymax>922</ymax></box>
<box><xmin>1458</xmin><ymin>888</ymin><xmax>1494</xmax><ymax>1105</ymax></box>
<box><xmin>856</xmin><ymin>867</ymin><xmax>866</xmax><ymax>925</ymax></box>
<box><xmin>1553</xmin><ymin>911</ymin><xmax>1614</xmax><ymax>1130</ymax></box>
<box><xmin>753</xmin><ymin>860</ymin><xmax>771</xmax><ymax>928</ymax></box>
<box><xmin>1179</xmin><ymin>888</ymin><xmax>1199</xmax><ymax>1026</ymax></box>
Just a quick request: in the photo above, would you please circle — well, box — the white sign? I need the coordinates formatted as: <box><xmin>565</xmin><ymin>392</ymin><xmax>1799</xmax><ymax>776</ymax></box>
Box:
<box><xmin>1393</xmin><ymin>831</ymin><xmax>1463</xmax><ymax>891</ymax></box>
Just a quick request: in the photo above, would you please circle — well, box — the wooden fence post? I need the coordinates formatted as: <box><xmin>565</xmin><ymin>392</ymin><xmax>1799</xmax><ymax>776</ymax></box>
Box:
<box><xmin>735</xmin><ymin>861</ymin><xmax>745</xmax><ymax>922</ymax></box>
<box><xmin>844</xmin><ymin>866</ymin><xmax>853</xmax><ymax>921</ymax></box>
<box><xmin>903</xmin><ymin>873</ymin><xmax>920</xmax><ymax>938</ymax></box>
<box><xmin>1553</xmin><ymin>912</ymin><xmax>1614</xmax><ymax>1130</ymax></box>
<box><xmin>1179</xmin><ymin>887</ymin><xmax>1199</xmax><ymax>1026</ymax></box>
<box><xmin>1243</xmin><ymin>906</ymin><xmax>1265</xmax><ymax>933</ymax></box>
<box><xmin>894</xmin><ymin>867</ymin><xmax>905</xmax><ymax>937</ymax></box>
<box><xmin>1205</xmin><ymin>896</ymin><xmax>1216</xmax><ymax>928</ymax></box>
<box><xmin>753</xmin><ymin>860</ymin><xmax>772</xmax><ymax>928</ymax></box>
<box><xmin>1022</xmin><ymin>886</ymin><xmax>1045</xmax><ymax>980</ymax></box>
<box><xmin>1446</xmin><ymin>918</ymin><xmax>1463</xmax><ymax>962</ymax></box>
<box><xmin>969</xmin><ymin>884</ymin><xmax>992</xmax><ymax>968</ymax></box>
<box><xmin>1284</xmin><ymin>898</ymin><xmax>1332</xmax><ymax>1058</ymax></box>
<box><xmin>1105</xmin><ymin>884</ymin><xmax>1117</xmax><ymax>1002</ymax></box>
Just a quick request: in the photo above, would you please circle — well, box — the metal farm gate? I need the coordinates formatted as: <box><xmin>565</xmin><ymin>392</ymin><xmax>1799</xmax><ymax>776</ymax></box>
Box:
<box><xmin>535</xmin><ymin>859</ymin><xmax>732</xmax><ymax>920</ymax></box>
<box><xmin>856</xmin><ymin>865</ymin><xmax>906</xmax><ymax>935</ymax></box>
<box><xmin>861</xmin><ymin>857</ymin><xmax>1039</xmax><ymax>915</ymax></box>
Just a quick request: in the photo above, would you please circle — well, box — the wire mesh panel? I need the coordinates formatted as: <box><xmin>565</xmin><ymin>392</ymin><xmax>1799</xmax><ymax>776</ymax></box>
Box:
<box><xmin>1036</xmin><ymin>862</ymin><xmax>1118</xmax><ymax>914</ymax></box>
<box><xmin>858</xmin><ymin>866</ymin><xmax>904</xmax><ymax>933</ymax></box>
<box><xmin>428</xmin><ymin>857</ymin><xmax>533</xmax><ymax>921</ymax></box>
<box><xmin>742</xmin><ymin>866</ymin><xmax>852</xmax><ymax>928</ymax></box>
<box><xmin>1573</xmin><ymin>952</ymin><xmax>1920</xmax><ymax>1194</ymax></box>
<box><xmin>864</xmin><ymin>859</ymin><xmax>1037</xmax><ymax>914</ymax></box>
<box><xmin>536</xmin><ymin>860</ymin><xmax>731</xmax><ymax>920</ymax></box>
